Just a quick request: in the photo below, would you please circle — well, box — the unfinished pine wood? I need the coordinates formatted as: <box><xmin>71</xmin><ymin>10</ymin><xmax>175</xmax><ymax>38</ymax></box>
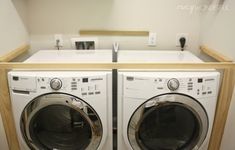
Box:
<box><xmin>80</xmin><ymin>30</ymin><xmax>149</xmax><ymax>36</ymax></box>
<box><xmin>208</xmin><ymin>68</ymin><xmax>235</xmax><ymax>150</ymax></box>
<box><xmin>0</xmin><ymin>69</ymin><xmax>20</xmax><ymax>150</ymax></box>
<box><xmin>200</xmin><ymin>46</ymin><xmax>233</xmax><ymax>62</ymax></box>
<box><xmin>0</xmin><ymin>44</ymin><xmax>30</xmax><ymax>62</ymax></box>
<box><xmin>0</xmin><ymin>62</ymin><xmax>234</xmax><ymax>70</ymax></box>
<box><xmin>0</xmin><ymin>64</ymin><xmax>234</xmax><ymax>150</ymax></box>
<box><xmin>0</xmin><ymin>43</ymin><xmax>234</xmax><ymax>150</ymax></box>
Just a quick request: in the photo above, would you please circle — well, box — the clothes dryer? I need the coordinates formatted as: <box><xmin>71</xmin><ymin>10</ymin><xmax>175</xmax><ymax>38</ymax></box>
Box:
<box><xmin>117</xmin><ymin>50</ymin><xmax>220</xmax><ymax>150</ymax></box>
<box><xmin>8</xmin><ymin>50</ymin><xmax>113</xmax><ymax>150</ymax></box>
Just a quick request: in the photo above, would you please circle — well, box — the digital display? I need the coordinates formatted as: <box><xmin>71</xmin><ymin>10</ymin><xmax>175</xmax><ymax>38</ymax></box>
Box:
<box><xmin>198</xmin><ymin>78</ymin><xmax>203</xmax><ymax>83</ymax></box>
<box><xmin>13</xmin><ymin>76</ymin><xmax>19</xmax><ymax>81</ymax></box>
<box><xmin>82</xmin><ymin>78</ymin><xmax>88</xmax><ymax>83</ymax></box>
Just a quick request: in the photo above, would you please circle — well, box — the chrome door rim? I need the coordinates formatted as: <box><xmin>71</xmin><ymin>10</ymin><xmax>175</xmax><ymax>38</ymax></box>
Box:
<box><xmin>128</xmin><ymin>93</ymin><xmax>208</xmax><ymax>150</ymax></box>
<box><xmin>20</xmin><ymin>93</ymin><xmax>103</xmax><ymax>150</ymax></box>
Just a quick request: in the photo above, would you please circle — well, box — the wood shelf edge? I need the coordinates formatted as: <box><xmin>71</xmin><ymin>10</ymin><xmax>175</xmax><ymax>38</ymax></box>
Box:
<box><xmin>0</xmin><ymin>44</ymin><xmax>30</xmax><ymax>62</ymax></box>
<box><xmin>80</xmin><ymin>30</ymin><xmax>149</xmax><ymax>36</ymax></box>
<box><xmin>208</xmin><ymin>68</ymin><xmax>235</xmax><ymax>150</ymax></box>
<box><xmin>200</xmin><ymin>46</ymin><xmax>233</xmax><ymax>62</ymax></box>
<box><xmin>0</xmin><ymin>62</ymin><xmax>234</xmax><ymax>70</ymax></box>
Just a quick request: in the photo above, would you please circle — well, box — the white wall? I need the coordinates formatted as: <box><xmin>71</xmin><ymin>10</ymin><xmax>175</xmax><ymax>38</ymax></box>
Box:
<box><xmin>201</xmin><ymin>0</ymin><xmax>235</xmax><ymax>149</ymax></box>
<box><xmin>12</xmin><ymin>0</ymin><xmax>28</xmax><ymax>30</ymax></box>
<box><xmin>0</xmin><ymin>0</ymin><xmax>29</xmax><ymax>56</ymax></box>
<box><xmin>201</xmin><ymin>0</ymin><xmax>235</xmax><ymax>60</ymax></box>
<box><xmin>0</xmin><ymin>0</ymin><xmax>29</xmax><ymax>149</ymax></box>
<box><xmin>27</xmin><ymin>0</ymin><xmax>203</xmax><ymax>54</ymax></box>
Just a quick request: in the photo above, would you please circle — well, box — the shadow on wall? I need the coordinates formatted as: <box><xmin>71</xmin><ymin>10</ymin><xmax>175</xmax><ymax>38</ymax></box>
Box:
<box><xmin>210</xmin><ymin>0</ymin><xmax>227</xmax><ymax>12</ymax></box>
<box><xmin>219</xmin><ymin>0</ymin><xmax>226</xmax><ymax>5</ymax></box>
<box><xmin>11</xmin><ymin>0</ymin><xmax>28</xmax><ymax>32</ymax></box>
<box><xmin>217</xmin><ymin>0</ymin><xmax>226</xmax><ymax>12</ymax></box>
<box><xmin>206</xmin><ymin>0</ymin><xmax>225</xmax><ymax>5</ymax></box>
<box><xmin>200</xmin><ymin>0</ymin><xmax>229</xmax><ymax>22</ymax></box>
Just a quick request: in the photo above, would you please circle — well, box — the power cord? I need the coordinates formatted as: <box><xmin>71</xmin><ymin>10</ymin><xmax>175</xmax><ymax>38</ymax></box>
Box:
<box><xmin>180</xmin><ymin>37</ymin><xmax>186</xmax><ymax>51</ymax></box>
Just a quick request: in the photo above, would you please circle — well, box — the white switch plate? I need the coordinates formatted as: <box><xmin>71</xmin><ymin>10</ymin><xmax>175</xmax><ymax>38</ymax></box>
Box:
<box><xmin>54</xmin><ymin>34</ymin><xmax>63</xmax><ymax>47</ymax></box>
<box><xmin>176</xmin><ymin>33</ymin><xmax>188</xmax><ymax>47</ymax></box>
<box><xmin>148</xmin><ymin>32</ymin><xmax>157</xmax><ymax>46</ymax></box>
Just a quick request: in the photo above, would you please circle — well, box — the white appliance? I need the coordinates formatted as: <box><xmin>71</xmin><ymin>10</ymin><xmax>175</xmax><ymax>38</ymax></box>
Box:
<box><xmin>8</xmin><ymin>50</ymin><xmax>113</xmax><ymax>150</ymax></box>
<box><xmin>118</xmin><ymin>50</ymin><xmax>203</xmax><ymax>63</ymax></box>
<box><xmin>118</xmin><ymin>50</ymin><xmax>220</xmax><ymax>150</ymax></box>
<box><xmin>25</xmin><ymin>50</ymin><xmax>112</xmax><ymax>63</ymax></box>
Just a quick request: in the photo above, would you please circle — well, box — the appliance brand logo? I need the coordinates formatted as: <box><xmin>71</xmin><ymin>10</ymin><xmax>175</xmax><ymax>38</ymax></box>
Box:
<box><xmin>126</xmin><ymin>76</ymin><xmax>149</xmax><ymax>81</ymax></box>
<box><xmin>205</xmin><ymin>78</ymin><xmax>215</xmax><ymax>82</ymax></box>
<box><xmin>126</xmin><ymin>76</ymin><xmax>134</xmax><ymax>81</ymax></box>
<box><xmin>13</xmin><ymin>76</ymin><xmax>30</xmax><ymax>81</ymax></box>
<box><xmin>91</xmin><ymin>78</ymin><xmax>103</xmax><ymax>81</ymax></box>
<box><xmin>20</xmin><ymin>77</ymin><xmax>30</xmax><ymax>80</ymax></box>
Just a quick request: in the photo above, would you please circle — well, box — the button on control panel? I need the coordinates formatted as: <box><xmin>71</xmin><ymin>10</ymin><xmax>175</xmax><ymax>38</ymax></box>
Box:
<box><xmin>69</xmin><ymin>77</ymin><xmax>104</xmax><ymax>97</ymax></box>
<box><xmin>187</xmin><ymin>78</ymin><xmax>193</xmax><ymax>91</ymax></box>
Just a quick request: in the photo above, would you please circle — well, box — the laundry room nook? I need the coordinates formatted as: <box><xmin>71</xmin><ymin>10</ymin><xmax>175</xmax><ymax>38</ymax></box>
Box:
<box><xmin>0</xmin><ymin>0</ymin><xmax>235</xmax><ymax>150</ymax></box>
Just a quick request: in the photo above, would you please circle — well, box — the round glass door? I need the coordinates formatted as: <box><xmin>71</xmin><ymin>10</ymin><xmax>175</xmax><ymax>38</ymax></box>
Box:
<box><xmin>20</xmin><ymin>93</ymin><xmax>102</xmax><ymax>150</ymax></box>
<box><xmin>128</xmin><ymin>94</ymin><xmax>208</xmax><ymax>150</ymax></box>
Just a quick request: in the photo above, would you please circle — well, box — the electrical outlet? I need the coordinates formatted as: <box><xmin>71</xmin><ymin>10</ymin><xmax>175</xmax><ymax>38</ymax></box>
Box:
<box><xmin>54</xmin><ymin>34</ymin><xmax>63</xmax><ymax>47</ymax></box>
<box><xmin>71</xmin><ymin>37</ymin><xmax>98</xmax><ymax>50</ymax></box>
<box><xmin>176</xmin><ymin>33</ymin><xmax>188</xmax><ymax>47</ymax></box>
<box><xmin>148</xmin><ymin>32</ymin><xmax>157</xmax><ymax>46</ymax></box>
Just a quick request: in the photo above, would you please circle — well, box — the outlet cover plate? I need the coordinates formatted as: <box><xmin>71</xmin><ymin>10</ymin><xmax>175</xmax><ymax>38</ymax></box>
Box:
<box><xmin>148</xmin><ymin>32</ymin><xmax>157</xmax><ymax>46</ymax></box>
<box><xmin>54</xmin><ymin>34</ymin><xmax>63</xmax><ymax>46</ymax></box>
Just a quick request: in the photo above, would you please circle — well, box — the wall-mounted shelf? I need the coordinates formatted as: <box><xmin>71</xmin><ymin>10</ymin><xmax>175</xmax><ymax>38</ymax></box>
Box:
<box><xmin>0</xmin><ymin>44</ymin><xmax>29</xmax><ymax>62</ymax></box>
<box><xmin>200</xmin><ymin>46</ymin><xmax>233</xmax><ymax>62</ymax></box>
<box><xmin>79</xmin><ymin>30</ymin><xmax>149</xmax><ymax>36</ymax></box>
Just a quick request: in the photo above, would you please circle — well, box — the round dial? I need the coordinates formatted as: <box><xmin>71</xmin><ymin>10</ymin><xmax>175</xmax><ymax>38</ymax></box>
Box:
<box><xmin>50</xmin><ymin>78</ymin><xmax>62</xmax><ymax>90</ymax></box>
<box><xmin>167</xmin><ymin>78</ymin><xmax>180</xmax><ymax>91</ymax></box>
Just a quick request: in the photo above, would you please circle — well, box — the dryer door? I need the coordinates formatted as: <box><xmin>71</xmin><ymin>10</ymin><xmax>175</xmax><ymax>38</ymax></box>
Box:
<box><xmin>128</xmin><ymin>93</ymin><xmax>208</xmax><ymax>150</ymax></box>
<box><xmin>21</xmin><ymin>93</ymin><xmax>102</xmax><ymax>150</ymax></box>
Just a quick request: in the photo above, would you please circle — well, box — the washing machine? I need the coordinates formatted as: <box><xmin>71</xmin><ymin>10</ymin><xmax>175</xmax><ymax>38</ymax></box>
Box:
<box><xmin>8</xmin><ymin>50</ymin><xmax>113</xmax><ymax>150</ymax></box>
<box><xmin>117</xmin><ymin>50</ymin><xmax>220</xmax><ymax>150</ymax></box>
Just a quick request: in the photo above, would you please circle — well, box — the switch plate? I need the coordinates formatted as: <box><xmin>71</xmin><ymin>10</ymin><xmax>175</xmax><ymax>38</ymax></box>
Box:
<box><xmin>148</xmin><ymin>32</ymin><xmax>157</xmax><ymax>46</ymax></box>
<box><xmin>176</xmin><ymin>33</ymin><xmax>188</xmax><ymax>47</ymax></box>
<box><xmin>54</xmin><ymin>34</ymin><xmax>63</xmax><ymax>47</ymax></box>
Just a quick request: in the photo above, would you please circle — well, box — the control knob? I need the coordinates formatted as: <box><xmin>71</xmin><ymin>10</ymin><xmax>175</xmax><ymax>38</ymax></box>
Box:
<box><xmin>167</xmin><ymin>78</ymin><xmax>180</xmax><ymax>91</ymax></box>
<box><xmin>50</xmin><ymin>78</ymin><xmax>62</xmax><ymax>90</ymax></box>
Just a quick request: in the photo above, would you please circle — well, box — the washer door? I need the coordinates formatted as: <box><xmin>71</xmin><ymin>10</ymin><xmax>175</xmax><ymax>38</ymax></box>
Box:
<box><xmin>20</xmin><ymin>93</ymin><xmax>102</xmax><ymax>150</ymax></box>
<box><xmin>128</xmin><ymin>94</ymin><xmax>208</xmax><ymax>150</ymax></box>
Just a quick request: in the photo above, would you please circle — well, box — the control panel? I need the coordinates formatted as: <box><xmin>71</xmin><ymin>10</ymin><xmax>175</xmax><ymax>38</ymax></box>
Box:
<box><xmin>123</xmin><ymin>72</ymin><xmax>220</xmax><ymax>99</ymax></box>
<box><xmin>9</xmin><ymin>74</ymin><xmax>106</xmax><ymax>98</ymax></box>
<box><xmin>68</xmin><ymin>77</ymin><xmax>103</xmax><ymax>97</ymax></box>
